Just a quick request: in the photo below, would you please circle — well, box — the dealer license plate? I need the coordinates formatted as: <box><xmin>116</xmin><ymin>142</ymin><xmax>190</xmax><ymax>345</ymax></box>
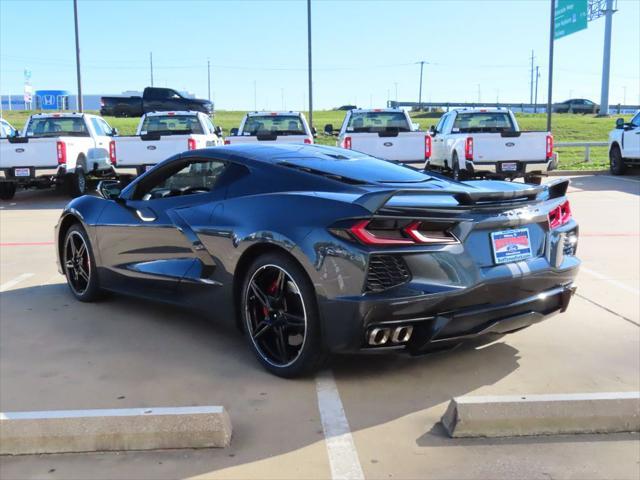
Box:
<box><xmin>501</xmin><ymin>162</ymin><xmax>518</xmax><ymax>172</ymax></box>
<box><xmin>491</xmin><ymin>228</ymin><xmax>532</xmax><ymax>265</ymax></box>
<box><xmin>14</xmin><ymin>168</ymin><xmax>30</xmax><ymax>177</ymax></box>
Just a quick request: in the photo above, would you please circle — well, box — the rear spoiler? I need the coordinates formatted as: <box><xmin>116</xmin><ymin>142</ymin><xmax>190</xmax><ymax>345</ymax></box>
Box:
<box><xmin>354</xmin><ymin>178</ymin><xmax>570</xmax><ymax>214</ymax></box>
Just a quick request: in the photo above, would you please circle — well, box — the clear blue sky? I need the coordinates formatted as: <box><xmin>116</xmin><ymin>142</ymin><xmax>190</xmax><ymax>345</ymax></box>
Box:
<box><xmin>1</xmin><ymin>0</ymin><xmax>639</xmax><ymax>110</ymax></box>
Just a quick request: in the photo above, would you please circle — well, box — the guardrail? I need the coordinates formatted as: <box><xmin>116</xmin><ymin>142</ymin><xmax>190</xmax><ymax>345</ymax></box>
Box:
<box><xmin>555</xmin><ymin>141</ymin><xmax>608</xmax><ymax>162</ymax></box>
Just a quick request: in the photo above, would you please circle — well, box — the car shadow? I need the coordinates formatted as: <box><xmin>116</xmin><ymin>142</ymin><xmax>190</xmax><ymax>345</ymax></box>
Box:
<box><xmin>0</xmin><ymin>184</ymin><xmax>102</xmax><ymax>210</ymax></box>
<box><xmin>0</xmin><ymin>281</ymin><xmax>529</xmax><ymax>478</ymax></box>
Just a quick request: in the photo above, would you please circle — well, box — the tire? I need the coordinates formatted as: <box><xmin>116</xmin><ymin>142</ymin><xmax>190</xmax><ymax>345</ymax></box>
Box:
<box><xmin>609</xmin><ymin>145</ymin><xmax>626</xmax><ymax>176</ymax></box>
<box><xmin>66</xmin><ymin>167</ymin><xmax>87</xmax><ymax>198</ymax></box>
<box><xmin>451</xmin><ymin>153</ymin><xmax>465</xmax><ymax>181</ymax></box>
<box><xmin>62</xmin><ymin>224</ymin><xmax>101</xmax><ymax>302</ymax></box>
<box><xmin>0</xmin><ymin>182</ymin><xmax>16</xmax><ymax>200</ymax></box>
<box><xmin>524</xmin><ymin>175</ymin><xmax>543</xmax><ymax>185</ymax></box>
<box><xmin>240</xmin><ymin>252</ymin><xmax>326</xmax><ymax>377</ymax></box>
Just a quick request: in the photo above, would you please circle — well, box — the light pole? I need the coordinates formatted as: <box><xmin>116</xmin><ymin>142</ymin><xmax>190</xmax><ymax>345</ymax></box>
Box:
<box><xmin>207</xmin><ymin>59</ymin><xmax>211</xmax><ymax>102</ymax></box>
<box><xmin>546</xmin><ymin>0</ymin><xmax>555</xmax><ymax>132</ymax></box>
<box><xmin>73</xmin><ymin>0</ymin><xmax>83</xmax><ymax>112</ymax></box>
<box><xmin>534</xmin><ymin>66</ymin><xmax>540</xmax><ymax>113</ymax></box>
<box><xmin>598</xmin><ymin>0</ymin><xmax>614</xmax><ymax>116</ymax></box>
<box><xmin>417</xmin><ymin>61</ymin><xmax>427</xmax><ymax>110</ymax></box>
<box><xmin>150</xmin><ymin>52</ymin><xmax>154</xmax><ymax>87</ymax></box>
<box><xmin>307</xmin><ymin>0</ymin><xmax>313</xmax><ymax>127</ymax></box>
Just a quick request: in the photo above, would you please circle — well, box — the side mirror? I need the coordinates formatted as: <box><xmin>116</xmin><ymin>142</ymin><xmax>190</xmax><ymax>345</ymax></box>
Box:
<box><xmin>324</xmin><ymin>124</ymin><xmax>334</xmax><ymax>135</ymax></box>
<box><xmin>97</xmin><ymin>180</ymin><xmax>123</xmax><ymax>201</ymax></box>
<box><xmin>214</xmin><ymin>126</ymin><xmax>223</xmax><ymax>136</ymax></box>
<box><xmin>429</xmin><ymin>125</ymin><xmax>436</xmax><ymax>135</ymax></box>
<box><xmin>230</xmin><ymin>127</ymin><xmax>239</xmax><ymax>136</ymax></box>
<box><xmin>615</xmin><ymin>118</ymin><xmax>625</xmax><ymax>129</ymax></box>
<box><xmin>311</xmin><ymin>126</ymin><xmax>317</xmax><ymax>137</ymax></box>
<box><xmin>111</xmin><ymin>127</ymin><xmax>119</xmax><ymax>136</ymax></box>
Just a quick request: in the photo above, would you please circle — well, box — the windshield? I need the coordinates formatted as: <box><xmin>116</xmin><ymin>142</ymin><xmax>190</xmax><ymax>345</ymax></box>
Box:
<box><xmin>140</xmin><ymin>115</ymin><xmax>204</xmax><ymax>135</ymax></box>
<box><xmin>25</xmin><ymin>117</ymin><xmax>89</xmax><ymax>137</ymax></box>
<box><xmin>346</xmin><ymin>112</ymin><xmax>410</xmax><ymax>133</ymax></box>
<box><xmin>242</xmin><ymin>115</ymin><xmax>306</xmax><ymax>136</ymax></box>
<box><xmin>452</xmin><ymin>112</ymin><xmax>516</xmax><ymax>134</ymax></box>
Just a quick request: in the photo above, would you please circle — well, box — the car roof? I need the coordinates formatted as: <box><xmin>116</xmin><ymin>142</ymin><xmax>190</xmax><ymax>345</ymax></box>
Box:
<box><xmin>189</xmin><ymin>143</ymin><xmax>350</xmax><ymax>163</ymax></box>
<box><xmin>452</xmin><ymin>108</ymin><xmax>508</xmax><ymax>113</ymax></box>
<box><xmin>350</xmin><ymin>108</ymin><xmax>404</xmax><ymax>113</ymax></box>
<box><xmin>246</xmin><ymin>111</ymin><xmax>304</xmax><ymax>117</ymax></box>
<box><xmin>144</xmin><ymin>111</ymin><xmax>203</xmax><ymax>117</ymax></box>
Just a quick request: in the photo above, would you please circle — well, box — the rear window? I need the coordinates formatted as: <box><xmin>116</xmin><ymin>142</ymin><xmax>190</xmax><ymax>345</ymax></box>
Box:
<box><xmin>346</xmin><ymin>112</ymin><xmax>410</xmax><ymax>133</ymax></box>
<box><xmin>242</xmin><ymin>115</ymin><xmax>306</xmax><ymax>136</ymax></box>
<box><xmin>452</xmin><ymin>112</ymin><xmax>515</xmax><ymax>133</ymax></box>
<box><xmin>140</xmin><ymin>115</ymin><xmax>204</xmax><ymax>135</ymax></box>
<box><xmin>26</xmin><ymin>117</ymin><xmax>89</xmax><ymax>137</ymax></box>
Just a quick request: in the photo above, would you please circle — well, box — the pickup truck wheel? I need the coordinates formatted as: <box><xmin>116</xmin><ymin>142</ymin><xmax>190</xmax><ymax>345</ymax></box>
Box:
<box><xmin>0</xmin><ymin>182</ymin><xmax>16</xmax><ymax>200</ymax></box>
<box><xmin>609</xmin><ymin>146</ymin><xmax>626</xmax><ymax>176</ymax></box>
<box><xmin>451</xmin><ymin>153</ymin><xmax>465</xmax><ymax>181</ymax></box>
<box><xmin>524</xmin><ymin>175</ymin><xmax>543</xmax><ymax>185</ymax></box>
<box><xmin>66</xmin><ymin>168</ymin><xmax>87</xmax><ymax>198</ymax></box>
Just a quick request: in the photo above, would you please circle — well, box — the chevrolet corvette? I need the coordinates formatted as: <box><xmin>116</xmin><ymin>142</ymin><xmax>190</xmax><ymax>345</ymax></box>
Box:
<box><xmin>56</xmin><ymin>144</ymin><xmax>579</xmax><ymax>377</ymax></box>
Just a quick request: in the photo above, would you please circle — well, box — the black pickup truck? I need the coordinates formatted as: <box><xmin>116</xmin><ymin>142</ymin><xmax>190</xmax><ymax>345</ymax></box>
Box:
<box><xmin>100</xmin><ymin>87</ymin><xmax>213</xmax><ymax>117</ymax></box>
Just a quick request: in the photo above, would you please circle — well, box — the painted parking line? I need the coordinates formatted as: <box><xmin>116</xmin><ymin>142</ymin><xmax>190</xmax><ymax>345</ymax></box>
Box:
<box><xmin>316</xmin><ymin>370</ymin><xmax>365</xmax><ymax>480</ymax></box>
<box><xmin>0</xmin><ymin>241</ymin><xmax>55</xmax><ymax>247</ymax></box>
<box><xmin>581</xmin><ymin>266</ymin><xmax>640</xmax><ymax>296</ymax></box>
<box><xmin>0</xmin><ymin>273</ymin><xmax>34</xmax><ymax>293</ymax></box>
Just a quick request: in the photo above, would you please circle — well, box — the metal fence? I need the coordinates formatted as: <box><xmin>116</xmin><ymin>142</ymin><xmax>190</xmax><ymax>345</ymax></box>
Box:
<box><xmin>555</xmin><ymin>141</ymin><xmax>609</xmax><ymax>162</ymax></box>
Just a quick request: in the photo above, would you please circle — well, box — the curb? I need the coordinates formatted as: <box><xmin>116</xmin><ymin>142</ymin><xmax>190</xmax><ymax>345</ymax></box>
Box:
<box><xmin>549</xmin><ymin>169</ymin><xmax>608</xmax><ymax>175</ymax></box>
<box><xmin>441</xmin><ymin>392</ymin><xmax>640</xmax><ymax>438</ymax></box>
<box><xmin>0</xmin><ymin>406</ymin><xmax>232</xmax><ymax>455</ymax></box>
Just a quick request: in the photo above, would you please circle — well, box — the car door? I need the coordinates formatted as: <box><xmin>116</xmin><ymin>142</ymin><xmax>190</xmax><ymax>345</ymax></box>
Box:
<box><xmin>95</xmin><ymin>156</ymin><xmax>228</xmax><ymax>299</ymax></box>
<box><xmin>430</xmin><ymin>114</ymin><xmax>448</xmax><ymax>166</ymax></box>
<box><xmin>626</xmin><ymin>113</ymin><xmax>640</xmax><ymax>158</ymax></box>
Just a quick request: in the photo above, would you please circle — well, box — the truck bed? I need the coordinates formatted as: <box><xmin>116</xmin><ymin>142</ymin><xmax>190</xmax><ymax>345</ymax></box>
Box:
<box><xmin>347</xmin><ymin>131</ymin><xmax>427</xmax><ymax>162</ymax></box>
<box><xmin>471</xmin><ymin>131</ymin><xmax>548</xmax><ymax>162</ymax></box>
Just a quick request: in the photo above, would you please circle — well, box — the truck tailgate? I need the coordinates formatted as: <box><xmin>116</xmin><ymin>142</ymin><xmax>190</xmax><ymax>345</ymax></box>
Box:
<box><xmin>473</xmin><ymin>132</ymin><xmax>548</xmax><ymax>162</ymax></box>
<box><xmin>0</xmin><ymin>139</ymin><xmax>58</xmax><ymax>169</ymax></box>
<box><xmin>349</xmin><ymin>132</ymin><xmax>427</xmax><ymax>161</ymax></box>
<box><xmin>114</xmin><ymin>136</ymin><xmax>195</xmax><ymax>167</ymax></box>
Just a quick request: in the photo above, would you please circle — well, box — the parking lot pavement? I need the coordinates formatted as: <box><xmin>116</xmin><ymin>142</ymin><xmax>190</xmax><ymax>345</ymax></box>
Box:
<box><xmin>1</xmin><ymin>175</ymin><xmax>639</xmax><ymax>480</ymax></box>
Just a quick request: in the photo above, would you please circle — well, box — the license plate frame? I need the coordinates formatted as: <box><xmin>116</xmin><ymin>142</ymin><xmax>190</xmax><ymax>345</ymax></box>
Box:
<box><xmin>14</xmin><ymin>167</ymin><xmax>31</xmax><ymax>177</ymax></box>
<box><xmin>491</xmin><ymin>228</ymin><xmax>532</xmax><ymax>265</ymax></box>
<box><xmin>501</xmin><ymin>162</ymin><xmax>518</xmax><ymax>172</ymax></box>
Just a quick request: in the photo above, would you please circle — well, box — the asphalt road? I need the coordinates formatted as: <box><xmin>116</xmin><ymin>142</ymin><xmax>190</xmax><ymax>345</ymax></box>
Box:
<box><xmin>1</xmin><ymin>174</ymin><xmax>638</xmax><ymax>480</ymax></box>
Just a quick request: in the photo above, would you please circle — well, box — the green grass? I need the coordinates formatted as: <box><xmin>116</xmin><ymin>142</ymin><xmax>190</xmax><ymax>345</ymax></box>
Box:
<box><xmin>2</xmin><ymin>109</ymin><xmax>631</xmax><ymax>170</ymax></box>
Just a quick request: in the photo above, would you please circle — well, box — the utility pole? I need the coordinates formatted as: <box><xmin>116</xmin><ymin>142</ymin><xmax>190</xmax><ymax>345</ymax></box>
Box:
<box><xmin>417</xmin><ymin>61</ymin><xmax>426</xmax><ymax>110</ymax></box>
<box><xmin>73</xmin><ymin>0</ymin><xmax>83</xmax><ymax>112</ymax></box>
<box><xmin>306</xmin><ymin>0</ymin><xmax>313</xmax><ymax>127</ymax></box>
<box><xmin>529</xmin><ymin>50</ymin><xmax>535</xmax><ymax>103</ymax></box>
<box><xmin>598</xmin><ymin>0</ymin><xmax>614</xmax><ymax>116</ymax></box>
<box><xmin>534</xmin><ymin>66</ymin><xmax>540</xmax><ymax>113</ymax></box>
<box><xmin>149</xmin><ymin>52</ymin><xmax>154</xmax><ymax>87</ymax></box>
<box><xmin>207</xmin><ymin>59</ymin><xmax>211</xmax><ymax>102</ymax></box>
<box><xmin>546</xmin><ymin>0</ymin><xmax>555</xmax><ymax>132</ymax></box>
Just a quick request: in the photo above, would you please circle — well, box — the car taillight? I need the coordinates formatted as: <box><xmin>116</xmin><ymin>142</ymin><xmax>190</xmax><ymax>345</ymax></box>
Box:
<box><xmin>56</xmin><ymin>141</ymin><xmax>66</xmax><ymax>165</ymax></box>
<box><xmin>548</xmin><ymin>200</ymin><xmax>572</xmax><ymax>229</ymax></box>
<box><xmin>546</xmin><ymin>134</ymin><xmax>553</xmax><ymax>160</ymax></box>
<box><xmin>424</xmin><ymin>135</ymin><xmax>432</xmax><ymax>160</ymax></box>
<box><xmin>304</xmin><ymin>138</ymin><xmax>312</xmax><ymax>144</ymax></box>
<box><xmin>464</xmin><ymin>137</ymin><xmax>473</xmax><ymax>161</ymax></box>
<box><xmin>224</xmin><ymin>139</ymin><xmax>231</xmax><ymax>145</ymax></box>
<box><xmin>187</xmin><ymin>138</ymin><xmax>196</xmax><ymax>150</ymax></box>
<box><xmin>343</xmin><ymin>136</ymin><xmax>352</xmax><ymax>149</ymax></box>
<box><xmin>345</xmin><ymin>219</ymin><xmax>458</xmax><ymax>246</ymax></box>
<box><xmin>108</xmin><ymin>140</ymin><xmax>117</xmax><ymax>165</ymax></box>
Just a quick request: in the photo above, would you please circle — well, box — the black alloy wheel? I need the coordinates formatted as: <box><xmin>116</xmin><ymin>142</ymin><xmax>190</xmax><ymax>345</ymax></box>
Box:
<box><xmin>241</xmin><ymin>253</ymin><xmax>324</xmax><ymax>377</ymax></box>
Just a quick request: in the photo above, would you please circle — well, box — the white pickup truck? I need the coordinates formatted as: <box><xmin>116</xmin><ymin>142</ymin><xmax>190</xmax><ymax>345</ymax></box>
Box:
<box><xmin>425</xmin><ymin>108</ymin><xmax>554</xmax><ymax>183</ymax></box>
<box><xmin>609</xmin><ymin>111</ymin><xmax>640</xmax><ymax>175</ymax></box>
<box><xmin>113</xmin><ymin>111</ymin><xmax>223</xmax><ymax>176</ymax></box>
<box><xmin>324</xmin><ymin>109</ymin><xmax>430</xmax><ymax>163</ymax></box>
<box><xmin>0</xmin><ymin>113</ymin><xmax>117</xmax><ymax>199</ymax></box>
<box><xmin>224</xmin><ymin>112</ymin><xmax>314</xmax><ymax>145</ymax></box>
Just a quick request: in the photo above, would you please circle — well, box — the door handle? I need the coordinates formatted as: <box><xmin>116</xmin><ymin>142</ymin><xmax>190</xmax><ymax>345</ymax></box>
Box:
<box><xmin>136</xmin><ymin>207</ymin><xmax>156</xmax><ymax>222</ymax></box>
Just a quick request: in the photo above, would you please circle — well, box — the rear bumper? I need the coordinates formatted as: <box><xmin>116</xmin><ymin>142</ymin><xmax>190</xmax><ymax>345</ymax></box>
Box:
<box><xmin>468</xmin><ymin>160</ymin><xmax>553</xmax><ymax>177</ymax></box>
<box><xmin>1</xmin><ymin>165</ymin><xmax>116</xmax><ymax>185</ymax></box>
<box><xmin>318</xmin><ymin>260</ymin><xmax>579</xmax><ymax>354</ymax></box>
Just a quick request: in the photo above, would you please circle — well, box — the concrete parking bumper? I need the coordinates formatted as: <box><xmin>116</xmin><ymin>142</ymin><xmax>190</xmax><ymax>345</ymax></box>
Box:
<box><xmin>0</xmin><ymin>406</ymin><xmax>232</xmax><ymax>455</ymax></box>
<box><xmin>441</xmin><ymin>392</ymin><xmax>640</xmax><ymax>438</ymax></box>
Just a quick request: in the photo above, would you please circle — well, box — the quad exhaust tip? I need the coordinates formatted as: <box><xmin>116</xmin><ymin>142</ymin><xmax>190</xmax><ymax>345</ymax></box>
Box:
<box><xmin>368</xmin><ymin>326</ymin><xmax>413</xmax><ymax>346</ymax></box>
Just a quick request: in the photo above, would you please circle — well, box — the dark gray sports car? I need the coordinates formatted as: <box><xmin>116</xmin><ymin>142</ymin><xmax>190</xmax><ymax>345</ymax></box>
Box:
<box><xmin>55</xmin><ymin>144</ymin><xmax>579</xmax><ymax>377</ymax></box>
